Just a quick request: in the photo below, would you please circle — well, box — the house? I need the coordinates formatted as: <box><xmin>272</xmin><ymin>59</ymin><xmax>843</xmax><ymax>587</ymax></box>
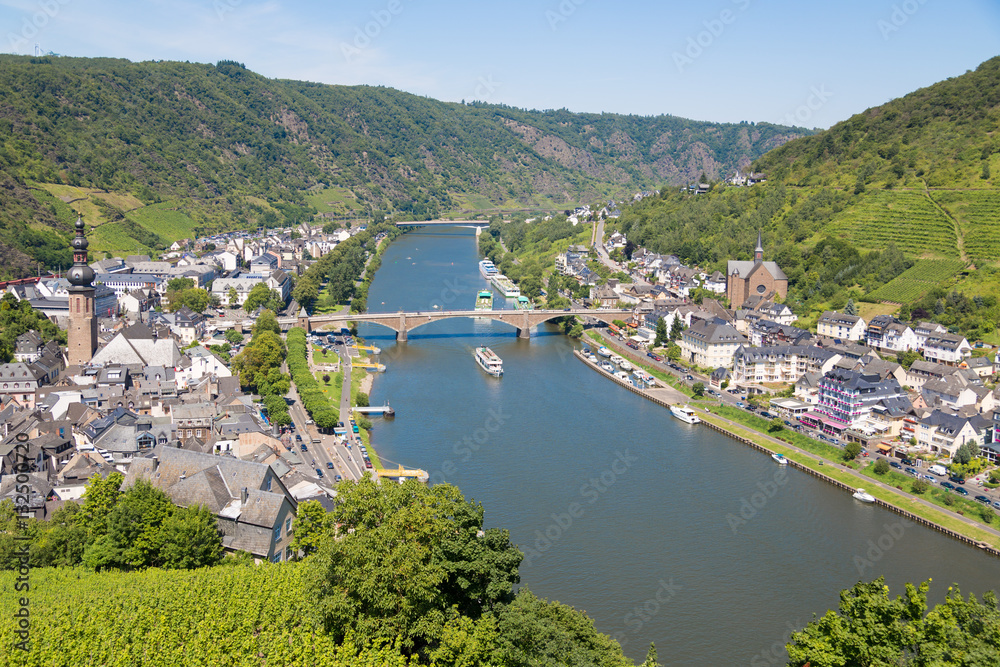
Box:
<box><xmin>912</xmin><ymin>321</ymin><xmax>948</xmax><ymax>349</ymax></box>
<box><xmin>13</xmin><ymin>331</ymin><xmax>43</xmax><ymax>362</ymax></box>
<box><xmin>916</xmin><ymin>410</ymin><xmax>991</xmax><ymax>460</ymax></box>
<box><xmin>921</xmin><ymin>373</ymin><xmax>993</xmax><ymax>411</ymax></box>
<box><xmin>679</xmin><ymin>320</ymin><xmax>747</xmax><ymax>370</ymax></box>
<box><xmin>921</xmin><ymin>333</ymin><xmax>972</xmax><ymax>366</ymax></box>
<box><xmin>800</xmin><ymin>369</ymin><xmax>908</xmax><ymax>434</ymax></box>
<box><xmin>726</xmin><ymin>233</ymin><xmax>788</xmax><ymax>306</ymax></box>
<box><xmin>731</xmin><ymin>345</ymin><xmax>840</xmax><ymax>386</ymax></box>
<box><xmin>816</xmin><ymin>311</ymin><xmax>866</xmax><ymax>341</ymax></box>
<box><xmin>0</xmin><ymin>362</ymin><xmax>50</xmax><ymax>409</ymax></box>
<box><xmin>119</xmin><ymin>288</ymin><xmax>158</xmax><ymax>316</ymax></box>
<box><xmin>702</xmin><ymin>271</ymin><xmax>727</xmax><ymax>294</ymax></box>
<box><xmin>90</xmin><ymin>322</ymin><xmax>183</xmax><ymax>368</ymax></box>
<box><xmin>590</xmin><ymin>284</ymin><xmax>619</xmax><ymax>308</ymax></box>
<box><xmin>865</xmin><ymin>315</ymin><xmax>918</xmax><ymax>352</ymax></box>
<box><xmin>794</xmin><ymin>371</ymin><xmax>823</xmax><ymax>404</ymax></box>
<box><xmin>123</xmin><ymin>446</ymin><xmax>298</xmax><ymax>562</ymax></box>
<box><xmin>156</xmin><ymin>306</ymin><xmax>207</xmax><ymax>345</ymax></box>
<box><xmin>963</xmin><ymin>356</ymin><xmax>993</xmax><ymax>378</ymax></box>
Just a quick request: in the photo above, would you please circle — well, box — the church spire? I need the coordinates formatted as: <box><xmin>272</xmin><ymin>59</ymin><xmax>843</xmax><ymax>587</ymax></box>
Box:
<box><xmin>754</xmin><ymin>230</ymin><xmax>763</xmax><ymax>264</ymax></box>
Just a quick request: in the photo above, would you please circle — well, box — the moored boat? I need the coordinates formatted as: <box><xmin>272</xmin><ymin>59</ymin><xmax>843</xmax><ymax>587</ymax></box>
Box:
<box><xmin>852</xmin><ymin>488</ymin><xmax>876</xmax><ymax>503</ymax></box>
<box><xmin>479</xmin><ymin>259</ymin><xmax>498</xmax><ymax>279</ymax></box>
<box><xmin>596</xmin><ymin>346</ymin><xmax>612</xmax><ymax>358</ymax></box>
<box><xmin>490</xmin><ymin>273</ymin><xmax>521</xmax><ymax>298</ymax></box>
<box><xmin>475</xmin><ymin>290</ymin><xmax>493</xmax><ymax>311</ymax></box>
<box><xmin>670</xmin><ymin>405</ymin><xmax>701</xmax><ymax>424</ymax></box>
<box><xmin>619</xmin><ymin>360</ymin><xmax>633</xmax><ymax>372</ymax></box>
<box><xmin>474</xmin><ymin>346</ymin><xmax>503</xmax><ymax>377</ymax></box>
<box><xmin>771</xmin><ymin>453</ymin><xmax>789</xmax><ymax>465</ymax></box>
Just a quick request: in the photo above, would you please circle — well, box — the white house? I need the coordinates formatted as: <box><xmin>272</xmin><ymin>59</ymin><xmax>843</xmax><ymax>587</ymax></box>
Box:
<box><xmin>816</xmin><ymin>311</ymin><xmax>866</xmax><ymax>341</ymax></box>
<box><xmin>921</xmin><ymin>333</ymin><xmax>972</xmax><ymax>366</ymax></box>
<box><xmin>679</xmin><ymin>321</ymin><xmax>747</xmax><ymax>370</ymax></box>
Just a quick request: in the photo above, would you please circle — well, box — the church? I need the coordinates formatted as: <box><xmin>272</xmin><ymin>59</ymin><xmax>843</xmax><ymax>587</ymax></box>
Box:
<box><xmin>726</xmin><ymin>232</ymin><xmax>788</xmax><ymax>307</ymax></box>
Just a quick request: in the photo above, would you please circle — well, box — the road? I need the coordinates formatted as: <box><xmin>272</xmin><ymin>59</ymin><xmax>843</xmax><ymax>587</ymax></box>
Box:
<box><xmin>593</xmin><ymin>220</ymin><xmax>651</xmax><ymax>287</ymax></box>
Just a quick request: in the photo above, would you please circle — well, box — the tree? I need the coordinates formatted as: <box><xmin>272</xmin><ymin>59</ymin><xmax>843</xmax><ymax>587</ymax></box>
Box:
<box><xmin>158</xmin><ymin>505</ymin><xmax>224</xmax><ymax>569</ymax></box>
<box><xmin>768</xmin><ymin>418</ymin><xmax>784</xmax><ymax>433</ymax></box>
<box><xmin>228</xmin><ymin>287</ymin><xmax>239</xmax><ymax>307</ymax></box>
<box><xmin>654</xmin><ymin>317</ymin><xmax>668</xmax><ymax>347</ymax></box>
<box><xmin>954</xmin><ymin>441</ymin><xmax>980</xmax><ymax>465</ymax></box>
<box><xmin>291</xmin><ymin>499</ymin><xmax>333</xmax><ymax>559</ymax></box>
<box><xmin>912</xmin><ymin>478</ymin><xmax>929</xmax><ymax>494</ymax></box>
<box><xmin>293</xmin><ymin>278</ymin><xmax>320</xmax><ymax>311</ymax></box>
<box><xmin>873</xmin><ymin>458</ymin><xmax>890</xmax><ymax>475</ymax></box>
<box><xmin>166</xmin><ymin>277</ymin><xmax>195</xmax><ymax>293</ymax></box>
<box><xmin>76</xmin><ymin>472</ymin><xmax>125</xmax><ymax>539</ymax></box>
<box><xmin>224</xmin><ymin>328</ymin><xmax>243</xmax><ymax>345</ymax></box>
<box><xmin>307</xmin><ymin>478</ymin><xmax>523</xmax><ymax>658</ymax></box>
<box><xmin>356</xmin><ymin>391</ymin><xmax>370</xmax><ymax>408</ymax></box>
<box><xmin>692</xmin><ymin>382</ymin><xmax>705</xmax><ymax>397</ymax></box>
<box><xmin>844</xmin><ymin>298</ymin><xmax>858</xmax><ymax>316</ymax></box>
<box><xmin>666</xmin><ymin>343</ymin><xmax>681</xmax><ymax>361</ymax></box>
<box><xmin>641</xmin><ymin>643</ymin><xmax>659</xmax><ymax>667</ymax></box>
<box><xmin>105</xmin><ymin>480</ymin><xmax>174</xmax><ymax>568</ymax></box>
<box><xmin>669</xmin><ymin>317</ymin><xmax>683</xmax><ymax>341</ymax></box>
<box><xmin>896</xmin><ymin>349</ymin><xmax>922</xmax><ymax>370</ymax></box>
<box><xmin>843</xmin><ymin>442</ymin><xmax>862</xmax><ymax>461</ymax></box>
<box><xmin>244</xmin><ymin>283</ymin><xmax>283</xmax><ymax>313</ymax></box>
<box><xmin>252</xmin><ymin>309</ymin><xmax>281</xmax><ymax>338</ymax></box>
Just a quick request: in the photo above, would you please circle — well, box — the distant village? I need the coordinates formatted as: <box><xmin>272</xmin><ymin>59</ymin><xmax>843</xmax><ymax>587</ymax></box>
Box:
<box><xmin>557</xmin><ymin>218</ymin><xmax>1000</xmax><ymax>468</ymax></box>
<box><xmin>0</xmin><ymin>219</ymin><xmax>370</xmax><ymax>564</ymax></box>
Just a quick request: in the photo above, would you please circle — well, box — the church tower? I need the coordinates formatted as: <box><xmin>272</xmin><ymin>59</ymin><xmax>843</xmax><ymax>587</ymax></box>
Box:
<box><xmin>754</xmin><ymin>230</ymin><xmax>764</xmax><ymax>264</ymax></box>
<box><xmin>66</xmin><ymin>217</ymin><xmax>98</xmax><ymax>365</ymax></box>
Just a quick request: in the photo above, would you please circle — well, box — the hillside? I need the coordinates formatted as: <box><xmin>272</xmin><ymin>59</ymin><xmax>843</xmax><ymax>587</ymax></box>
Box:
<box><xmin>615</xmin><ymin>55</ymin><xmax>1000</xmax><ymax>339</ymax></box>
<box><xmin>0</xmin><ymin>55</ymin><xmax>809</xmax><ymax>278</ymax></box>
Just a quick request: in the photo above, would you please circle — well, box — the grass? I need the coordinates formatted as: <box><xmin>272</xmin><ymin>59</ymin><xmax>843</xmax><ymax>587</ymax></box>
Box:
<box><xmin>89</xmin><ymin>220</ymin><xmax>158</xmax><ymax>256</ymax></box>
<box><xmin>868</xmin><ymin>259</ymin><xmax>967</xmax><ymax>303</ymax></box>
<box><xmin>832</xmin><ymin>190</ymin><xmax>959</xmax><ymax>258</ymax></box>
<box><xmin>935</xmin><ymin>190</ymin><xmax>1000</xmax><ymax>265</ymax></box>
<box><xmin>126</xmin><ymin>202</ymin><xmax>199</xmax><ymax>243</ymax></box>
<box><xmin>304</xmin><ymin>186</ymin><xmax>363</xmax><ymax>216</ymax></box>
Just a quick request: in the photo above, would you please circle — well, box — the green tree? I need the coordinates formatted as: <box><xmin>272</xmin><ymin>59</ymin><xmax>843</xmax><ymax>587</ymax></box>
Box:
<box><xmin>227</xmin><ymin>286</ymin><xmax>239</xmax><ymax>307</ymax></box>
<box><xmin>75</xmin><ymin>472</ymin><xmax>125</xmax><ymax>539</ymax></box>
<box><xmin>669</xmin><ymin>317</ymin><xmax>683</xmax><ymax>341</ymax></box>
<box><xmin>844</xmin><ymin>298</ymin><xmax>858</xmax><ymax>316</ymax></box>
<box><xmin>158</xmin><ymin>505</ymin><xmax>224</xmax><ymax>569</ymax></box>
<box><xmin>896</xmin><ymin>349</ymin><xmax>923</xmax><ymax>370</ymax></box>
<box><xmin>291</xmin><ymin>499</ymin><xmax>333</xmax><ymax>560</ymax></box>
<box><xmin>768</xmin><ymin>418</ymin><xmax>784</xmax><ymax>433</ymax></box>
<box><xmin>224</xmin><ymin>328</ymin><xmax>243</xmax><ymax>345</ymax></box>
<box><xmin>244</xmin><ymin>283</ymin><xmax>283</xmax><ymax>313</ymax></box>
<box><xmin>666</xmin><ymin>343</ymin><xmax>681</xmax><ymax>361</ymax></box>
<box><xmin>873</xmin><ymin>458</ymin><xmax>890</xmax><ymax>475</ymax></box>
<box><xmin>166</xmin><ymin>277</ymin><xmax>195</xmax><ymax>293</ymax></box>
<box><xmin>844</xmin><ymin>442</ymin><xmax>862</xmax><ymax>461</ymax></box>
<box><xmin>356</xmin><ymin>391</ymin><xmax>370</xmax><ymax>408</ymax></box>
<box><xmin>306</xmin><ymin>478</ymin><xmax>522</xmax><ymax>657</ymax></box>
<box><xmin>912</xmin><ymin>478</ymin><xmax>929</xmax><ymax>494</ymax></box>
<box><xmin>654</xmin><ymin>317</ymin><xmax>668</xmax><ymax>347</ymax></box>
<box><xmin>105</xmin><ymin>480</ymin><xmax>174</xmax><ymax>569</ymax></box>
<box><xmin>293</xmin><ymin>278</ymin><xmax>320</xmax><ymax>311</ymax></box>
<box><xmin>641</xmin><ymin>642</ymin><xmax>660</xmax><ymax>667</ymax></box>
<box><xmin>692</xmin><ymin>382</ymin><xmax>705</xmax><ymax>397</ymax></box>
<box><xmin>252</xmin><ymin>309</ymin><xmax>281</xmax><ymax>338</ymax></box>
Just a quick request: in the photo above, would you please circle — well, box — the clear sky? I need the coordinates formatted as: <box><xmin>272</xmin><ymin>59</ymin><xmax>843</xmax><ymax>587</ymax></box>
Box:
<box><xmin>3</xmin><ymin>0</ymin><xmax>1000</xmax><ymax>128</ymax></box>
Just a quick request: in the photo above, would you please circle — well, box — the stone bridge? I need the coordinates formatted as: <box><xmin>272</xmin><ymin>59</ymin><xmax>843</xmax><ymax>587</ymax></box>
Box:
<box><xmin>278</xmin><ymin>308</ymin><xmax>633</xmax><ymax>341</ymax></box>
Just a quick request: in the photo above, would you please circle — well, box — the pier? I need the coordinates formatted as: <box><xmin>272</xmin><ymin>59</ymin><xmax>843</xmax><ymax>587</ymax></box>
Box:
<box><xmin>354</xmin><ymin>404</ymin><xmax>395</xmax><ymax>416</ymax></box>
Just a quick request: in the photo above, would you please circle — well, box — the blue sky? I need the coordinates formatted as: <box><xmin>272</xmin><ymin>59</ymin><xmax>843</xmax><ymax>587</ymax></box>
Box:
<box><xmin>3</xmin><ymin>0</ymin><xmax>999</xmax><ymax>128</ymax></box>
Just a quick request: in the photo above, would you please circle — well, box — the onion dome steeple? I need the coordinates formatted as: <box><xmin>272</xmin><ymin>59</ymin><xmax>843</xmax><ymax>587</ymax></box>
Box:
<box><xmin>67</xmin><ymin>216</ymin><xmax>96</xmax><ymax>288</ymax></box>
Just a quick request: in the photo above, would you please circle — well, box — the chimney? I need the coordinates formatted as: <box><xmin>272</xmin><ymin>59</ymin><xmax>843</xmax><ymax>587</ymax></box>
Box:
<box><xmin>240</xmin><ymin>487</ymin><xmax>248</xmax><ymax>504</ymax></box>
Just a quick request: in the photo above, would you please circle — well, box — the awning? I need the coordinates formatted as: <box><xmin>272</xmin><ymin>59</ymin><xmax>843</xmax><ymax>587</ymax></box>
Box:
<box><xmin>877</xmin><ymin>443</ymin><xmax>893</xmax><ymax>452</ymax></box>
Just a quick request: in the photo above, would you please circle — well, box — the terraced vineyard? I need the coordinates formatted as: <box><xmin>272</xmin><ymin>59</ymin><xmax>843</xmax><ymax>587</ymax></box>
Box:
<box><xmin>867</xmin><ymin>259</ymin><xmax>967</xmax><ymax>303</ymax></box>
<box><xmin>932</xmin><ymin>190</ymin><xmax>1000</xmax><ymax>264</ymax></box>
<box><xmin>833</xmin><ymin>191</ymin><xmax>958</xmax><ymax>258</ymax></box>
<box><xmin>126</xmin><ymin>202</ymin><xmax>200</xmax><ymax>243</ymax></box>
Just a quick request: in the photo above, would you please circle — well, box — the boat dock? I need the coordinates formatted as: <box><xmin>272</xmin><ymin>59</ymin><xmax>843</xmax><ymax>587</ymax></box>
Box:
<box><xmin>354</xmin><ymin>404</ymin><xmax>396</xmax><ymax>416</ymax></box>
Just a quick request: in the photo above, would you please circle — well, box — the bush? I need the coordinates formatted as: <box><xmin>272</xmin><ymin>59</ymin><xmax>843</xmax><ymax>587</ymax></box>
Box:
<box><xmin>873</xmin><ymin>459</ymin><xmax>890</xmax><ymax>475</ymax></box>
<box><xmin>912</xmin><ymin>479</ymin><xmax>929</xmax><ymax>494</ymax></box>
<box><xmin>844</xmin><ymin>442</ymin><xmax>862</xmax><ymax>461</ymax></box>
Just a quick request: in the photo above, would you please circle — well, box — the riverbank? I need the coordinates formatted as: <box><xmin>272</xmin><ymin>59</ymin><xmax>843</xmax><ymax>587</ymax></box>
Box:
<box><xmin>574</xmin><ymin>347</ymin><xmax>1000</xmax><ymax>556</ymax></box>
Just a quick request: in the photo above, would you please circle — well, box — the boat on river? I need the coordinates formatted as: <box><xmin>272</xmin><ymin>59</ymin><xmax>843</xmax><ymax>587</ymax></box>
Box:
<box><xmin>490</xmin><ymin>273</ymin><xmax>521</xmax><ymax>298</ymax></box>
<box><xmin>771</xmin><ymin>453</ymin><xmax>789</xmax><ymax>465</ymax></box>
<box><xmin>475</xmin><ymin>290</ymin><xmax>493</xmax><ymax>312</ymax></box>
<box><xmin>670</xmin><ymin>405</ymin><xmax>701</xmax><ymax>425</ymax></box>
<box><xmin>515</xmin><ymin>295</ymin><xmax>533</xmax><ymax>310</ymax></box>
<box><xmin>474</xmin><ymin>346</ymin><xmax>503</xmax><ymax>377</ymax></box>
<box><xmin>852</xmin><ymin>488</ymin><xmax>876</xmax><ymax>503</ymax></box>
<box><xmin>619</xmin><ymin>360</ymin><xmax>633</xmax><ymax>372</ymax></box>
<box><xmin>596</xmin><ymin>346</ymin><xmax>612</xmax><ymax>358</ymax></box>
<box><xmin>479</xmin><ymin>259</ymin><xmax>498</xmax><ymax>279</ymax></box>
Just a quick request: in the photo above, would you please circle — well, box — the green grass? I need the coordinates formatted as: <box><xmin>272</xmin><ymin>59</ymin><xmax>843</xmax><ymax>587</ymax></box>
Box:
<box><xmin>89</xmin><ymin>220</ymin><xmax>158</xmax><ymax>255</ymax></box>
<box><xmin>834</xmin><ymin>191</ymin><xmax>959</xmax><ymax>258</ymax></box>
<box><xmin>935</xmin><ymin>190</ymin><xmax>1000</xmax><ymax>264</ymax></box>
<box><xmin>304</xmin><ymin>186</ymin><xmax>363</xmax><ymax>215</ymax></box>
<box><xmin>126</xmin><ymin>201</ymin><xmax>199</xmax><ymax>243</ymax></box>
<box><xmin>859</xmin><ymin>464</ymin><xmax>995</xmax><ymax>519</ymax></box>
<box><xmin>868</xmin><ymin>258</ymin><xmax>967</xmax><ymax>303</ymax></box>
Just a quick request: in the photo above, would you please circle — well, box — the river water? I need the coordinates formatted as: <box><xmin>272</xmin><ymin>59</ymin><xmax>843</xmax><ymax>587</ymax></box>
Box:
<box><xmin>358</xmin><ymin>226</ymin><xmax>1000</xmax><ymax>666</ymax></box>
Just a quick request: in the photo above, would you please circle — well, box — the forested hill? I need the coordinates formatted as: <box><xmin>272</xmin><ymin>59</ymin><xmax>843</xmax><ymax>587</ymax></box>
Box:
<box><xmin>0</xmin><ymin>55</ymin><xmax>808</xmax><ymax>278</ymax></box>
<box><xmin>616</xmin><ymin>56</ymin><xmax>1000</xmax><ymax>340</ymax></box>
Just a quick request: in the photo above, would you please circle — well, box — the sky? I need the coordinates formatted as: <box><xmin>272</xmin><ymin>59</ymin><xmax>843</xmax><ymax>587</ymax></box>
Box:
<box><xmin>3</xmin><ymin>0</ymin><xmax>1000</xmax><ymax>129</ymax></box>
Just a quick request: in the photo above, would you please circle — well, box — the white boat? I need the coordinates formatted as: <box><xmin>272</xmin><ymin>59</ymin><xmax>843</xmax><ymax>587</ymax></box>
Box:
<box><xmin>610</xmin><ymin>354</ymin><xmax>624</xmax><ymax>364</ymax></box>
<box><xmin>479</xmin><ymin>259</ymin><xmax>498</xmax><ymax>279</ymax></box>
<box><xmin>852</xmin><ymin>488</ymin><xmax>876</xmax><ymax>503</ymax></box>
<box><xmin>474</xmin><ymin>346</ymin><xmax>503</xmax><ymax>377</ymax></box>
<box><xmin>596</xmin><ymin>346</ymin><xmax>612</xmax><ymax>358</ymax></box>
<box><xmin>619</xmin><ymin>360</ymin><xmax>633</xmax><ymax>372</ymax></box>
<box><xmin>670</xmin><ymin>405</ymin><xmax>701</xmax><ymax>425</ymax></box>
<box><xmin>615</xmin><ymin>371</ymin><xmax>630</xmax><ymax>381</ymax></box>
<box><xmin>588</xmin><ymin>354</ymin><xmax>599</xmax><ymax>363</ymax></box>
<box><xmin>600</xmin><ymin>361</ymin><xmax>615</xmax><ymax>372</ymax></box>
<box><xmin>490</xmin><ymin>273</ymin><xmax>520</xmax><ymax>298</ymax></box>
<box><xmin>771</xmin><ymin>453</ymin><xmax>789</xmax><ymax>465</ymax></box>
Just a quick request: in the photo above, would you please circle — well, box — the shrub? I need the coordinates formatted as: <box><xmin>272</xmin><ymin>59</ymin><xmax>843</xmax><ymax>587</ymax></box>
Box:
<box><xmin>912</xmin><ymin>479</ymin><xmax>929</xmax><ymax>494</ymax></box>
<box><xmin>873</xmin><ymin>459</ymin><xmax>890</xmax><ymax>475</ymax></box>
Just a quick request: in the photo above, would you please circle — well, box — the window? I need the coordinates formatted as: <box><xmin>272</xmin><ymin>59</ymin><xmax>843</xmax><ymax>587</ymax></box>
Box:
<box><xmin>285</xmin><ymin>517</ymin><xmax>292</xmax><ymax>533</ymax></box>
<box><xmin>273</xmin><ymin>525</ymin><xmax>281</xmax><ymax>543</ymax></box>
<box><xmin>271</xmin><ymin>552</ymin><xmax>281</xmax><ymax>563</ymax></box>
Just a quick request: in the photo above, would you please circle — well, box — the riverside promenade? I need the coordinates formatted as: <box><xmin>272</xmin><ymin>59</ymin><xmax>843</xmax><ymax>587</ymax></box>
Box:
<box><xmin>574</xmin><ymin>349</ymin><xmax>1000</xmax><ymax>558</ymax></box>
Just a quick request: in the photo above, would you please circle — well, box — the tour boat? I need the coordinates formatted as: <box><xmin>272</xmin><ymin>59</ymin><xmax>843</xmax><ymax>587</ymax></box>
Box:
<box><xmin>596</xmin><ymin>346</ymin><xmax>612</xmax><ymax>358</ymax></box>
<box><xmin>479</xmin><ymin>259</ymin><xmax>498</xmax><ymax>279</ymax></box>
<box><xmin>670</xmin><ymin>405</ymin><xmax>701</xmax><ymax>425</ymax></box>
<box><xmin>475</xmin><ymin>290</ymin><xmax>493</xmax><ymax>311</ymax></box>
<box><xmin>490</xmin><ymin>273</ymin><xmax>521</xmax><ymax>298</ymax></box>
<box><xmin>474</xmin><ymin>346</ymin><xmax>503</xmax><ymax>377</ymax></box>
<box><xmin>852</xmin><ymin>488</ymin><xmax>876</xmax><ymax>503</ymax></box>
<box><xmin>771</xmin><ymin>453</ymin><xmax>789</xmax><ymax>465</ymax></box>
<box><xmin>515</xmin><ymin>295</ymin><xmax>533</xmax><ymax>310</ymax></box>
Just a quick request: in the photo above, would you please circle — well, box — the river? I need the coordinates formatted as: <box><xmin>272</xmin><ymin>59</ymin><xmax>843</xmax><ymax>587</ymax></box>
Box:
<box><xmin>357</xmin><ymin>226</ymin><xmax>1000</xmax><ymax>666</ymax></box>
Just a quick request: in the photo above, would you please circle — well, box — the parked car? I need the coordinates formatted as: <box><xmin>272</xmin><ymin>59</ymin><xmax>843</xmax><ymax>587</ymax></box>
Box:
<box><xmin>975</xmin><ymin>495</ymin><xmax>991</xmax><ymax>505</ymax></box>
<box><xmin>956</xmin><ymin>487</ymin><xmax>969</xmax><ymax>496</ymax></box>
<box><xmin>736</xmin><ymin>402</ymin><xmax>745</xmax><ymax>408</ymax></box>
<box><xmin>647</xmin><ymin>352</ymin><xmax>662</xmax><ymax>361</ymax></box>
<box><xmin>949</xmin><ymin>475</ymin><xmax>966</xmax><ymax>484</ymax></box>
<box><xmin>921</xmin><ymin>474</ymin><xmax>936</xmax><ymax>484</ymax></box>
<box><xmin>685</xmin><ymin>375</ymin><xmax>694</xmax><ymax>381</ymax></box>
<box><xmin>901</xmin><ymin>457</ymin><xmax>916</xmax><ymax>466</ymax></box>
<box><xmin>992</xmin><ymin>500</ymin><xmax>1000</xmax><ymax>509</ymax></box>
<box><xmin>942</xmin><ymin>482</ymin><xmax>955</xmax><ymax>490</ymax></box>
<box><xmin>905</xmin><ymin>467</ymin><xmax>918</xmax><ymax>476</ymax></box>
<box><xmin>626</xmin><ymin>341</ymin><xmax>639</xmax><ymax>349</ymax></box>
<box><xmin>890</xmin><ymin>461</ymin><xmax>902</xmax><ymax>469</ymax></box>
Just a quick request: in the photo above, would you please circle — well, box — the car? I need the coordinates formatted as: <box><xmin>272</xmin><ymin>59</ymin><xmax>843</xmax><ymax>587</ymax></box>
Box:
<box><xmin>942</xmin><ymin>482</ymin><xmax>955</xmax><ymax>490</ymax></box>
<box><xmin>736</xmin><ymin>402</ymin><xmax>745</xmax><ymax>408</ymax></box>
<box><xmin>326</xmin><ymin>462</ymin><xmax>334</xmax><ymax>469</ymax></box>
<box><xmin>901</xmin><ymin>457</ymin><xmax>916</xmax><ymax>466</ymax></box>
<box><xmin>685</xmin><ymin>375</ymin><xmax>694</xmax><ymax>381</ymax></box>
<box><xmin>336</xmin><ymin>421</ymin><xmax>344</xmax><ymax>428</ymax></box>
<box><xmin>890</xmin><ymin>461</ymin><xmax>902</xmax><ymax>469</ymax></box>
<box><xmin>626</xmin><ymin>341</ymin><xmax>639</xmax><ymax>349</ymax></box>
<box><xmin>975</xmin><ymin>495</ymin><xmax>991</xmax><ymax>505</ymax></box>
<box><xmin>647</xmin><ymin>352</ymin><xmax>662</xmax><ymax>361</ymax></box>
<box><xmin>759</xmin><ymin>411</ymin><xmax>774</xmax><ymax>419</ymax></box>
<box><xmin>365</xmin><ymin>460</ymin><xmax>373</xmax><ymax>469</ymax></box>
<box><xmin>305</xmin><ymin>419</ymin><xmax>314</xmax><ymax>425</ymax></box>
<box><xmin>905</xmin><ymin>467</ymin><xmax>918</xmax><ymax>476</ymax></box>
<box><xmin>993</xmin><ymin>500</ymin><xmax>1000</xmax><ymax>509</ymax></box>
<box><xmin>784</xmin><ymin>420</ymin><xmax>794</xmax><ymax>427</ymax></box>
<box><xmin>956</xmin><ymin>487</ymin><xmax>969</xmax><ymax>496</ymax></box>
<box><xmin>295</xmin><ymin>434</ymin><xmax>302</xmax><ymax>442</ymax></box>
<box><xmin>335</xmin><ymin>475</ymin><xmax>342</xmax><ymax>483</ymax></box>
<box><xmin>949</xmin><ymin>475</ymin><xmax>966</xmax><ymax>484</ymax></box>
<box><xmin>921</xmin><ymin>475</ymin><xmax>936</xmax><ymax>484</ymax></box>
<box><xmin>564</xmin><ymin>307</ymin><xmax>572</xmax><ymax>311</ymax></box>
<box><xmin>316</xmin><ymin>468</ymin><xmax>324</xmax><ymax>477</ymax></box>
<box><xmin>300</xmin><ymin>444</ymin><xmax>308</xmax><ymax>452</ymax></box>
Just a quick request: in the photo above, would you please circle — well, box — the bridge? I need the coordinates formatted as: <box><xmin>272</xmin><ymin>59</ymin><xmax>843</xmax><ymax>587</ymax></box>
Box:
<box><xmin>279</xmin><ymin>308</ymin><xmax>632</xmax><ymax>341</ymax></box>
<box><xmin>395</xmin><ymin>219</ymin><xmax>491</xmax><ymax>228</ymax></box>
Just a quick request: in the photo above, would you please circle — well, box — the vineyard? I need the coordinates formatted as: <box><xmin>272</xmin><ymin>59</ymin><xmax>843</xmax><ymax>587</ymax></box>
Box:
<box><xmin>0</xmin><ymin>563</ymin><xmax>408</xmax><ymax>666</ymax></box>
<box><xmin>867</xmin><ymin>259</ymin><xmax>967</xmax><ymax>303</ymax></box>
<box><xmin>933</xmin><ymin>190</ymin><xmax>1000</xmax><ymax>264</ymax></box>
<box><xmin>126</xmin><ymin>202</ymin><xmax>200</xmax><ymax>245</ymax></box>
<box><xmin>832</xmin><ymin>191</ymin><xmax>958</xmax><ymax>258</ymax></box>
